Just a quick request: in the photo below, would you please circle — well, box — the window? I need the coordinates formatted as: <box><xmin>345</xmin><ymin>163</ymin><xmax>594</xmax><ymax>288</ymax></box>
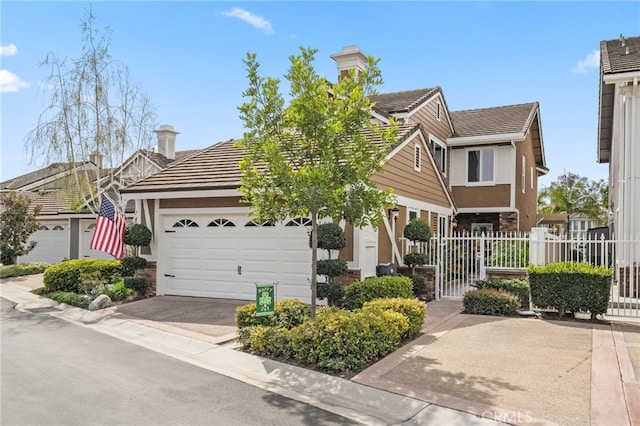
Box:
<box><xmin>521</xmin><ymin>155</ymin><xmax>526</xmax><ymax>194</ymax></box>
<box><xmin>436</xmin><ymin>101</ymin><xmax>441</xmax><ymax>121</ymax></box>
<box><xmin>245</xmin><ymin>220</ymin><xmax>274</xmax><ymax>227</ymax></box>
<box><xmin>53</xmin><ymin>225</ymin><xmax>64</xmax><ymax>230</ymax></box>
<box><xmin>173</xmin><ymin>219</ymin><xmax>199</xmax><ymax>227</ymax></box>
<box><xmin>38</xmin><ymin>225</ymin><xmax>49</xmax><ymax>231</ymax></box>
<box><xmin>467</xmin><ymin>148</ymin><xmax>494</xmax><ymax>183</ymax></box>
<box><xmin>431</xmin><ymin>138</ymin><xmax>446</xmax><ymax>174</ymax></box>
<box><xmin>530</xmin><ymin>167</ymin><xmax>534</xmax><ymax>189</ymax></box>
<box><xmin>471</xmin><ymin>223</ymin><xmax>493</xmax><ymax>236</ymax></box>
<box><xmin>414</xmin><ymin>144</ymin><xmax>421</xmax><ymax>171</ymax></box>
<box><xmin>207</xmin><ymin>219</ymin><xmax>235</xmax><ymax>227</ymax></box>
<box><xmin>408</xmin><ymin>209</ymin><xmax>418</xmax><ymax>222</ymax></box>
<box><xmin>285</xmin><ymin>217</ymin><xmax>312</xmax><ymax>227</ymax></box>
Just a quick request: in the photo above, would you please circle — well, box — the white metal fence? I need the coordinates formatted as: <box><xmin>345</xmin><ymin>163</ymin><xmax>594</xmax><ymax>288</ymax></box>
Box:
<box><xmin>401</xmin><ymin>227</ymin><xmax>640</xmax><ymax>318</ymax></box>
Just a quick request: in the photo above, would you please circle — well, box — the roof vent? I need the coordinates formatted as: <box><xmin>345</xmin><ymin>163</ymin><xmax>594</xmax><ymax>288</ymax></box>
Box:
<box><xmin>621</xmin><ymin>34</ymin><xmax>625</xmax><ymax>46</ymax></box>
<box><xmin>626</xmin><ymin>46</ymin><xmax>630</xmax><ymax>55</ymax></box>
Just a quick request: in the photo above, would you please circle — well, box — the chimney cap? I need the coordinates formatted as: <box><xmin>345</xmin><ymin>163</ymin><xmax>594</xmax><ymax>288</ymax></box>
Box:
<box><xmin>154</xmin><ymin>124</ymin><xmax>180</xmax><ymax>135</ymax></box>
<box><xmin>330</xmin><ymin>45</ymin><xmax>368</xmax><ymax>62</ymax></box>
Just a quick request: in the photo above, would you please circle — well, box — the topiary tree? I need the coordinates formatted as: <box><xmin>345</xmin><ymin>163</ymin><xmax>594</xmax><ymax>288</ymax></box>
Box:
<box><xmin>122</xmin><ymin>223</ymin><xmax>152</xmax><ymax>295</ymax></box>
<box><xmin>402</xmin><ymin>218</ymin><xmax>432</xmax><ymax>275</ymax></box>
<box><xmin>314</xmin><ymin>223</ymin><xmax>348</xmax><ymax>306</ymax></box>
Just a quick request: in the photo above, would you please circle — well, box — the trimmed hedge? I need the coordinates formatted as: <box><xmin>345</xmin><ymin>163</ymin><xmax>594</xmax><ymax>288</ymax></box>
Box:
<box><xmin>363</xmin><ymin>298</ymin><xmax>426</xmax><ymax>339</ymax></box>
<box><xmin>527</xmin><ymin>262</ymin><xmax>612</xmax><ymax>318</ymax></box>
<box><xmin>473</xmin><ymin>279</ymin><xmax>530</xmax><ymax>309</ymax></box>
<box><xmin>289</xmin><ymin>308</ymin><xmax>408</xmax><ymax>373</ymax></box>
<box><xmin>235</xmin><ymin>299</ymin><xmax>310</xmax><ymax>329</ymax></box>
<box><xmin>317</xmin><ymin>282</ymin><xmax>344</xmax><ymax>306</ymax></box>
<box><xmin>404</xmin><ymin>253</ymin><xmax>429</xmax><ymax>268</ymax></box>
<box><xmin>238</xmin><ymin>325</ymin><xmax>293</xmax><ymax>359</ymax></box>
<box><xmin>123</xmin><ymin>277</ymin><xmax>149</xmax><ymax>293</ymax></box>
<box><xmin>43</xmin><ymin>259</ymin><xmax>122</xmax><ymax>293</ymax></box>
<box><xmin>343</xmin><ymin>276</ymin><xmax>413</xmax><ymax>310</ymax></box>
<box><xmin>463</xmin><ymin>288</ymin><xmax>520</xmax><ymax>316</ymax></box>
<box><xmin>121</xmin><ymin>256</ymin><xmax>147</xmax><ymax>277</ymax></box>
<box><xmin>0</xmin><ymin>262</ymin><xmax>50</xmax><ymax>279</ymax></box>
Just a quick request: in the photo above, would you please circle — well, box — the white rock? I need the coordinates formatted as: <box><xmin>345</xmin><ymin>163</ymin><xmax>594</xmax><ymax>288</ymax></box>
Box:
<box><xmin>88</xmin><ymin>294</ymin><xmax>112</xmax><ymax>311</ymax></box>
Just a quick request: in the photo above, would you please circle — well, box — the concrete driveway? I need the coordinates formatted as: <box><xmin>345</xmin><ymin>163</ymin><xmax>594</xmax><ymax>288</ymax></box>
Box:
<box><xmin>101</xmin><ymin>296</ymin><xmax>247</xmax><ymax>345</ymax></box>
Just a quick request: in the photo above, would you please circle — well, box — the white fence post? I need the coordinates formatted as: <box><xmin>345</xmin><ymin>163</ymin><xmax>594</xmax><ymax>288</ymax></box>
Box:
<box><xmin>529</xmin><ymin>227</ymin><xmax>547</xmax><ymax>266</ymax></box>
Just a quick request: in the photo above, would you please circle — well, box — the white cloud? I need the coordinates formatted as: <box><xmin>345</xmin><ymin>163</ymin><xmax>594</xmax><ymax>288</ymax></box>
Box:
<box><xmin>572</xmin><ymin>50</ymin><xmax>600</xmax><ymax>73</ymax></box>
<box><xmin>0</xmin><ymin>44</ymin><xmax>18</xmax><ymax>56</ymax></box>
<box><xmin>0</xmin><ymin>69</ymin><xmax>29</xmax><ymax>93</ymax></box>
<box><xmin>221</xmin><ymin>8</ymin><xmax>273</xmax><ymax>35</ymax></box>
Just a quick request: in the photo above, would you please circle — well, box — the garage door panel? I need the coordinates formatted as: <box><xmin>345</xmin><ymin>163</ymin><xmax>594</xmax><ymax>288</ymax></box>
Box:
<box><xmin>19</xmin><ymin>223</ymin><xmax>70</xmax><ymax>264</ymax></box>
<box><xmin>168</xmin><ymin>277</ymin><xmax>201</xmax><ymax>294</ymax></box>
<box><xmin>163</xmin><ymin>214</ymin><xmax>316</xmax><ymax>301</ymax></box>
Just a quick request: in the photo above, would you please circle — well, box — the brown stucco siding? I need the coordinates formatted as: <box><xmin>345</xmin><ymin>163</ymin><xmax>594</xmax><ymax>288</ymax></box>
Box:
<box><xmin>515</xmin><ymin>132</ymin><xmax>538</xmax><ymax>231</ymax></box>
<box><xmin>372</xmin><ymin>139</ymin><xmax>450</xmax><ymax>208</ymax></box>
<box><xmin>339</xmin><ymin>222</ymin><xmax>354</xmax><ymax>262</ymax></box>
<box><xmin>159</xmin><ymin>197</ymin><xmax>244</xmax><ymax>209</ymax></box>
<box><xmin>451</xmin><ymin>184</ymin><xmax>511</xmax><ymax>208</ymax></box>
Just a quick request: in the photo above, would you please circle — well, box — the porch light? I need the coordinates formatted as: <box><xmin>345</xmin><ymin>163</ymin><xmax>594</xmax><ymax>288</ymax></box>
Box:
<box><xmin>388</xmin><ymin>207</ymin><xmax>400</xmax><ymax>222</ymax></box>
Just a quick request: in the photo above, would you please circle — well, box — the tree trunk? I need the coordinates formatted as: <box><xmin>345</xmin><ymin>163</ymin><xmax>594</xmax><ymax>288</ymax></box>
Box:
<box><xmin>310</xmin><ymin>211</ymin><xmax>318</xmax><ymax>318</ymax></box>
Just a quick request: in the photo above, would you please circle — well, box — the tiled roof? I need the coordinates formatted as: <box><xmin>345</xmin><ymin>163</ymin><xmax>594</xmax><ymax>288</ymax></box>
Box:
<box><xmin>449</xmin><ymin>102</ymin><xmax>539</xmax><ymax>138</ymax></box>
<box><xmin>601</xmin><ymin>35</ymin><xmax>640</xmax><ymax>75</ymax></box>
<box><xmin>122</xmin><ymin>123</ymin><xmax>420</xmax><ymax>194</ymax></box>
<box><xmin>0</xmin><ymin>162</ymin><xmax>86</xmax><ymax>190</ymax></box>
<box><xmin>369</xmin><ymin>88</ymin><xmax>440</xmax><ymax>114</ymax></box>
<box><xmin>141</xmin><ymin>149</ymin><xmax>202</xmax><ymax>169</ymax></box>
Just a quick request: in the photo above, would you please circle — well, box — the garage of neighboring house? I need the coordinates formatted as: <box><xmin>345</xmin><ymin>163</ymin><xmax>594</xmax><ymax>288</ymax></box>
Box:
<box><xmin>19</xmin><ymin>221</ymin><xmax>70</xmax><ymax>264</ymax></box>
<box><xmin>159</xmin><ymin>213</ymin><xmax>315</xmax><ymax>301</ymax></box>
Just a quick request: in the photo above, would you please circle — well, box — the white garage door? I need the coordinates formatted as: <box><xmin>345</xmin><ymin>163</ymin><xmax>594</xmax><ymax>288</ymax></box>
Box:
<box><xmin>19</xmin><ymin>221</ymin><xmax>70</xmax><ymax>264</ymax></box>
<box><xmin>79</xmin><ymin>220</ymin><xmax>120</xmax><ymax>260</ymax></box>
<box><xmin>162</xmin><ymin>215</ymin><xmax>317</xmax><ymax>301</ymax></box>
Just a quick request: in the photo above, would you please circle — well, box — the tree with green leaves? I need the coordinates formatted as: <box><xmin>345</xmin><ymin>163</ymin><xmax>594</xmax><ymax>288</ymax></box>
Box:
<box><xmin>0</xmin><ymin>192</ymin><xmax>42</xmax><ymax>265</ymax></box>
<box><xmin>24</xmin><ymin>6</ymin><xmax>156</xmax><ymax>213</ymax></box>
<box><xmin>538</xmin><ymin>172</ymin><xmax>608</xmax><ymax>236</ymax></box>
<box><xmin>237</xmin><ymin>47</ymin><xmax>399</xmax><ymax>317</ymax></box>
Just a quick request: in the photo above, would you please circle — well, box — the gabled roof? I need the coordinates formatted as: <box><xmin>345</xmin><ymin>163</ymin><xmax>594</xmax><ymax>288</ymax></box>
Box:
<box><xmin>122</xmin><ymin>123</ymin><xmax>420</xmax><ymax>194</ymax></box>
<box><xmin>598</xmin><ymin>35</ymin><xmax>640</xmax><ymax>163</ymax></box>
<box><xmin>370</xmin><ymin>87</ymin><xmax>440</xmax><ymax>114</ymax></box>
<box><xmin>600</xmin><ymin>35</ymin><xmax>640</xmax><ymax>75</ymax></box>
<box><xmin>449</xmin><ymin>102</ymin><xmax>539</xmax><ymax>138</ymax></box>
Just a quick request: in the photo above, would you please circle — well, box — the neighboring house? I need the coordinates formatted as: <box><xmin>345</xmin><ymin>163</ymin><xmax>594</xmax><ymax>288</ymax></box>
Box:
<box><xmin>447</xmin><ymin>103</ymin><xmax>547</xmax><ymax>234</ymax></box>
<box><xmin>536</xmin><ymin>213</ymin><xmax>596</xmax><ymax>239</ymax></box>
<box><xmin>598</xmin><ymin>34</ymin><xmax>640</xmax><ymax>241</ymax></box>
<box><xmin>120</xmin><ymin>46</ymin><xmax>547</xmax><ymax>302</ymax></box>
<box><xmin>0</xmin><ymin>125</ymin><xmax>198</xmax><ymax>264</ymax></box>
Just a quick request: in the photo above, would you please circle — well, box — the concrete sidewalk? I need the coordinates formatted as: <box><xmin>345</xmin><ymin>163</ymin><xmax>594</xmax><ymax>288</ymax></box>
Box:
<box><xmin>1</xmin><ymin>276</ymin><xmax>507</xmax><ymax>426</ymax></box>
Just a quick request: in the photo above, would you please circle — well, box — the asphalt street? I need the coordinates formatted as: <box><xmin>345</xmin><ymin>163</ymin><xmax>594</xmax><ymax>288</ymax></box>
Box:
<box><xmin>0</xmin><ymin>298</ymin><xmax>357</xmax><ymax>426</ymax></box>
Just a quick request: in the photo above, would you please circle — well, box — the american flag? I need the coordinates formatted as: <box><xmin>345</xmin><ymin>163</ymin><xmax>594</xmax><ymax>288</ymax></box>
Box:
<box><xmin>89</xmin><ymin>194</ymin><xmax>126</xmax><ymax>259</ymax></box>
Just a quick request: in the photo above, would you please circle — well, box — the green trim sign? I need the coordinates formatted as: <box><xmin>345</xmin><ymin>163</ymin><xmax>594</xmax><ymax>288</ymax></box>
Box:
<box><xmin>256</xmin><ymin>283</ymin><xmax>275</xmax><ymax>317</ymax></box>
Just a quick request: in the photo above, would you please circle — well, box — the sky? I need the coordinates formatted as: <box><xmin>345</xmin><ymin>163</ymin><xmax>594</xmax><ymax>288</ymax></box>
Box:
<box><xmin>2</xmin><ymin>1</ymin><xmax>639</xmax><ymax>190</ymax></box>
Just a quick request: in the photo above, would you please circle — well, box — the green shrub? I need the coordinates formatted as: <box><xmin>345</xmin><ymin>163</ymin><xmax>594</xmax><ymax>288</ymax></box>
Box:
<box><xmin>410</xmin><ymin>274</ymin><xmax>426</xmax><ymax>295</ymax></box>
<box><xmin>78</xmin><ymin>270</ymin><xmax>108</xmax><ymax>296</ymax></box>
<box><xmin>316</xmin><ymin>259</ymin><xmax>348</xmax><ymax>278</ymax></box>
<box><xmin>527</xmin><ymin>262</ymin><xmax>612</xmax><ymax>318</ymax></box>
<box><xmin>488</xmin><ymin>240</ymin><xmax>529</xmax><ymax>268</ymax></box>
<box><xmin>317</xmin><ymin>282</ymin><xmax>344</xmax><ymax>306</ymax></box>
<box><xmin>121</xmin><ymin>256</ymin><xmax>148</xmax><ymax>277</ymax></box>
<box><xmin>463</xmin><ymin>288</ymin><xmax>520</xmax><ymax>316</ymax></box>
<box><xmin>0</xmin><ymin>262</ymin><xmax>51</xmax><ymax>278</ymax></box>
<box><xmin>101</xmin><ymin>281</ymin><xmax>133</xmax><ymax>302</ymax></box>
<box><xmin>404</xmin><ymin>253</ymin><xmax>429</xmax><ymax>268</ymax></box>
<box><xmin>124</xmin><ymin>224</ymin><xmax>152</xmax><ymax>247</ymax></box>
<box><xmin>403</xmin><ymin>218</ymin><xmax>432</xmax><ymax>243</ymax></box>
<box><xmin>290</xmin><ymin>308</ymin><xmax>408</xmax><ymax>373</ymax></box>
<box><xmin>31</xmin><ymin>287</ymin><xmax>48</xmax><ymax>295</ymax></box>
<box><xmin>48</xmin><ymin>291</ymin><xmax>90</xmax><ymax>309</ymax></box>
<box><xmin>473</xmin><ymin>279</ymin><xmax>530</xmax><ymax>309</ymax></box>
<box><xmin>235</xmin><ymin>299</ymin><xmax>310</xmax><ymax>329</ymax></box>
<box><xmin>343</xmin><ymin>276</ymin><xmax>413</xmax><ymax>310</ymax></box>
<box><xmin>241</xmin><ymin>326</ymin><xmax>293</xmax><ymax>358</ymax></box>
<box><xmin>123</xmin><ymin>277</ymin><xmax>149</xmax><ymax>294</ymax></box>
<box><xmin>363</xmin><ymin>298</ymin><xmax>426</xmax><ymax>339</ymax></box>
<box><xmin>314</xmin><ymin>223</ymin><xmax>346</xmax><ymax>251</ymax></box>
<box><xmin>43</xmin><ymin>259</ymin><xmax>121</xmax><ymax>293</ymax></box>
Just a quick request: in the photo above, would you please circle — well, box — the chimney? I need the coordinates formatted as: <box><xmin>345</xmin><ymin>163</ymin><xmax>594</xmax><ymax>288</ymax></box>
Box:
<box><xmin>153</xmin><ymin>124</ymin><xmax>179</xmax><ymax>160</ymax></box>
<box><xmin>89</xmin><ymin>151</ymin><xmax>102</xmax><ymax>169</ymax></box>
<box><xmin>330</xmin><ymin>45</ymin><xmax>368</xmax><ymax>80</ymax></box>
